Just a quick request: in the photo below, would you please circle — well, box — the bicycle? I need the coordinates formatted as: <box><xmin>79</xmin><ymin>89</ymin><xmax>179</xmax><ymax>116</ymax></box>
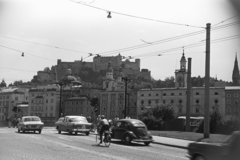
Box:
<box><xmin>96</xmin><ymin>130</ymin><xmax>111</xmax><ymax>147</ymax></box>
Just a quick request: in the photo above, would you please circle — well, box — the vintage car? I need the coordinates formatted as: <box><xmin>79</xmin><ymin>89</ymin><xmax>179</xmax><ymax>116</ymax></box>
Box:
<box><xmin>187</xmin><ymin>131</ymin><xmax>240</xmax><ymax>160</ymax></box>
<box><xmin>54</xmin><ymin>117</ymin><xmax>64</xmax><ymax>129</ymax></box>
<box><xmin>57</xmin><ymin>116</ymin><xmax>92</xmax><ymax>135</ymax></box>
<box><xmin>111</xmin><ymin>119</ymin><xmax>153</xmax><ymax>145</ymax></box>
<box><xmin>17</xmin><ymin>116</ymin><xmax>44</xmax><ymax>134</ymax></box>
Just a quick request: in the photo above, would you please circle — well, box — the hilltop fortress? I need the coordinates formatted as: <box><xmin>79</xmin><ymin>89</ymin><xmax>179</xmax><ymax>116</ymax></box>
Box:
<box><xmin>34</xmin><ymin>54</ymin><xmax>151</xmax><ymax>82</ymax></box>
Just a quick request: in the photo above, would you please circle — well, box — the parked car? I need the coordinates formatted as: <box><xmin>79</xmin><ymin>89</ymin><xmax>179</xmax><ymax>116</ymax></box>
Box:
<box><xmin>55</xmin><ymin>117</ymin><xmax>64</xmax><ymax>130</ymax></box>
<box><xmin>111</xmin><ymin>119</ymin><xmax>153</xmax><ymax>145</ymax></box>
<box><xmin>187</xmin><ymin>131</ymin><xmax>240</xmax><ymax>160</ymax></box>
<box><xmin>17</xmin><ymin>116</ymin><xmax>44</xmax><ymax>134</ymax></box>
<box><xmin>57</xmin><ymin>116</ymin><xmax>92</xmax><ymax>135</ymax></box>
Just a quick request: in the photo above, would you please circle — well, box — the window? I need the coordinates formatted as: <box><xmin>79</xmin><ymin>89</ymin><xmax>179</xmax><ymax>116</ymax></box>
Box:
<box><xmin>171</xmin><ymin>99</ymin><xmax>174</xmax><ymax>103</ymax></box>
<box><xmin>3</xmin><ymin>96</ymin><xmax>5</xmax><ymax>99</ymax></box>
<box><xmin>0</xmin><ymin>96</ymin><xmax>1</xmax><ymax>100</ymax></box>
<box><xmin>50</xmin><ymin>113</ymin><xmax>53</xmax><ymax>117</ymax></box>
<box><xmin>155</xmin><ymin>99</ymin><xmax>159</xmax><ymax>104</ymax></box>
<box><xmin>15</xmin><ymin>97</ymin><xmax>18</xmax><ymax>101</ymax></box>
<box><xmin>196</xmin><ymin>92</ymin><xmax>199</xmax><ymax>95</ymax></box>
<box><xmin>196</xmin><ymin>108</ymin><xmax>199</xmax><ymax>113</ymax></box>
<box><xmin>227</xmin><ymin>100</ymin><xmax>231</xmax><ymax>104</ymax></box>
<box><xmin>163</xmin><ymin>93</ymin><xmax>166</xmax><ymax>96</ymax></box>
<box><xmin>141</xmin><ymin>94</ymin><xmax>144</xmax><ymax>97</ymax></box>
<box><xmin>156</xmin><ymin>94</ymin><xmax>159</xmax><ymax>96</ymax></box>
<box><xmin>51</xmin><ymin>93</ymin><xmax>54</xmax><ymax>96</ymax></box>
<box><xmin>215</xmin><ymin>99</ymin><xmax>218</xmax><ymax>104</ymax></box>
<box><xmin>50</xmin><ymin>106</ymin><xmax>53</xmax><ymax>110</ymax></box>
<box><xmin>141</xmin><ymin>100</ymin><xmax>144</xmax><ymax>104</ymax></box>
<box><xmin>234</xmin><ymin>94</ymin><xmax>238</xmax><ymax>98</ymax></box>
<box><xmin>227</xmin><ymin>94</ymin><xmax>231</xmax><ymax>98</ymax></box>
<box><xmin>163</xmin><ymin>100</ymin><xmax>166</xmax><ymax>104</ymax></box>
<box><xmin>196</xmin><ymin>100</ymin><xmax>199</xmax><ymax>104</ymax></box>
<box><xmin>215</xmin><ymin>92</ymin><xmax>218</xmax><ymax>95</ymax></box>
<box><xmin>171</xmin><ymin>93</ymin><xmax>174</xmax><ymax>96</ymax></box>
<box><xmin>32</xmin><ymin>94</ymin><xmax>34</xmax><ymax>97</ymax></box>
<box><xmin>6</xmin><ymin>96</ymin><xmax>9</xmax><ymax>99</ymax></box>
<box><xmin>179</xmin><ymin>100</ymin><xmax>182</xmax><ymax>104</ymax></box>
<box><xmin>149</xmin><ymin>94</ymin><xmax>151</xmax><ymax>96</ymax></box>
<box><xmin>227</xmin><ymin>107</ymin><xmax>231</xmax><ymax>113</ymax></box>
<box><xmin>179</xmin><ymin>93</ymin><xmax>182</xmax><ymax>96</ymax></box>
<box><xmin>51</xmin><ymin>99</ymin><xmax>54</xmax><ymax>103</ymax></box>
<box><xmin>148</xmin><ymin>100</ymin><xmax>151</xmax><ymax>105</ymax></box>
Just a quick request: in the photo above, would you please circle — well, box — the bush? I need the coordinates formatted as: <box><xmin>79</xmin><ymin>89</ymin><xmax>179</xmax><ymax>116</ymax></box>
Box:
<box><xmin>138</xmin><ymin>105</ymin><xmax>175</xmax><ymax>130</ymax></box>
<box><xmin>195</xmin><ymin>111</ymin><xmax>240</xmax><ymax>134</ymax></box>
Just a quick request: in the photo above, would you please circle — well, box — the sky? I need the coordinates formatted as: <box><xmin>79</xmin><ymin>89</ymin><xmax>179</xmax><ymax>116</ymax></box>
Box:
<box><xmin>0</xmin><ymin>0</ymin><xmax>240</xmax><ymax>85</ymax></box>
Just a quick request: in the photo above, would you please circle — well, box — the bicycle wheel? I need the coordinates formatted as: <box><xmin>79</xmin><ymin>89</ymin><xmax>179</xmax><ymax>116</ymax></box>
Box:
<box><xmin>104</xmin><ymin>134</ymin><xmax>111</xmax><ymax>147</ymax></box>
<box><xmin>96</xmin><ymin>134</ymin><xmax>100</xmax><ymax>144</ymax></box>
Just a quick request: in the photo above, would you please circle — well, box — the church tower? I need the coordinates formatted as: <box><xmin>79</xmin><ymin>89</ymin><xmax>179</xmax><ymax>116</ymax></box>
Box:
<box><xmin>103</xmin><ymin>61</ymin><xmax>115</xmax><ymax>90</ymax></box>
<box><xmin>232</xmin><ymin>53</ymin><xmax>240</xmax><ymax>86</ymax></box>
<box><xmin>175</xmin><ymin>50</ymin><xmax>188</xmax><ymax>88</ymax></box>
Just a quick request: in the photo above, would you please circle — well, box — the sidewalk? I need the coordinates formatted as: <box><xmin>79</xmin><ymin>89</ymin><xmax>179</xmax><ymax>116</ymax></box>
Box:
<box><xmin>151</xmin><ymin>136</ymin><xmax>193</xmax><ymax>149</ymax></box>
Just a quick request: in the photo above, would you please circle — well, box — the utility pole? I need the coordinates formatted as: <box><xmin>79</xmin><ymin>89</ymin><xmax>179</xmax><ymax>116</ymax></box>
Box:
<box><xmin>122</xmin><ymin>77</ymin><xmax>131</xmax><ymax>118</ymax></box>
<box><xmin>204</xmin><ymin>23</ymin><xmax>211</xmax><ymax>138</ymax></box>
<box><xmin>186</xmin><ymin>58</ymin><xmax>192</xmax><ymax>132</ymax></box>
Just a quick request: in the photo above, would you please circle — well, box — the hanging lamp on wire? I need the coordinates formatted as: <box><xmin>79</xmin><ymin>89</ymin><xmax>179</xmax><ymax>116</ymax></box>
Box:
<box><xmin>21</xmin><ymin>52</ymin><xmax>24</xmax><ymax>57</ymax></box>
<box><xmin>107</xmin><ymin>11</ymin><xmax>111</xmax><ymax>18</ymax></box>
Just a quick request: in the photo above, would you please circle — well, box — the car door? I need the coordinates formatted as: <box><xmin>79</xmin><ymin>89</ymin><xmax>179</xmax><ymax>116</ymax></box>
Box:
<box><xmin>59</xmin><ymin>117</ymin><xmax>67</xmax><ymax>131</ymax></box>
<box><xmin>113</xmin><ymin>121</ymin><xmax>122</xmax><ymax>139</ymax></box>
<box><xmin>115</xmin><ymin>121</ymin><xmax>128</xmax><ymax>139</ymax></box>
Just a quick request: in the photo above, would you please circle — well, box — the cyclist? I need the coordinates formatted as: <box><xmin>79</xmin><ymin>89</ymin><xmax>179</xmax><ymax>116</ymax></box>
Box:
<box><xmin>97</xmin><ymin>115</ymin><xmax>110</xmax><ymax>144</ymax></box>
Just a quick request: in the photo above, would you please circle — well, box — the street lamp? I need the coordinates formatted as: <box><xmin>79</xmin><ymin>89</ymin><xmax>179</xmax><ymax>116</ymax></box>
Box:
<box><xmin>122</xmin><ymin>77</ymin><xmax>131</xmax><ymax>118</ymax></box>
<box><xmin>55</xmin><ymin>81</ymin><xmax>65</xmax><ymax>118</ymax></box>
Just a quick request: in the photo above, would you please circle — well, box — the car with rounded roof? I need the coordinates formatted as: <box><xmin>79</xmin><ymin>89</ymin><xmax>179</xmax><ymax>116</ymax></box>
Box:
<box><xmin>57</xmin><ymin>115</ymin><xmax>92</xmax><ymax>135</ymax></box>
<box><xmin>111</xmin><ymin>119</ymin><xmax>153</xmax><ymax>145</ymax></box>
<box><xmin>17</xmin><ymin>116</ymin><xmax>44</xmax><ymax>134</ymax></box>
<box><xmin>54</xmin><ymin>117</ymin><xmax>64</xmax><ymax>130</ymax></box>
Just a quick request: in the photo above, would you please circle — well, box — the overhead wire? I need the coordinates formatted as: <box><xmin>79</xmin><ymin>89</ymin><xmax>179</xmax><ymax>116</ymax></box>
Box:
<box><xmin>212</xmin><ymin>14</ymin><xmax>239</xmax><ymax>27</ymax></box>
<box><xmin>0</xmin><ymin>35</ymin><xmax>89</xmax><ymax>54</ymax></box>
<box><xmin>69</xmin><ymin>0</ymin><xmax>205</xmax><ymax>29</ymax></box>
<box><xmin>0</xmin><ymin>66</ymin><xmax>37</xmax><ymax>72</ymax></box>
<box><xmin>0</xmin><ymin>44</ymin><xmax>56</xmax><ymax>62</ymax></box>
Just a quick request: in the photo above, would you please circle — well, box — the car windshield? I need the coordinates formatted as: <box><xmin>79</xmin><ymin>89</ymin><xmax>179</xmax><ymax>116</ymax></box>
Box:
<box><xmin>58</xmin><ymin>118</ymin><xmax>64</xmax><ymax>122</ymax></box>
<box><xmin>24</xmin><ymin>117</ymin><xmax>40</xmax><ymax>122</ymax></box>
<box><xmin>70</xmin><ymin>118</ymin><xmax>88</xmax><ymax>123</ymax></box>
<box><xmin>132</xmin><ymin>121</ymin><xmax>146</xmax><ymax>127</ymax></box>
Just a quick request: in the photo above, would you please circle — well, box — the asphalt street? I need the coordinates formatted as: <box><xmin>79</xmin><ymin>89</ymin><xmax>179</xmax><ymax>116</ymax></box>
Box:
<box><xmin>0</xmin><ymin>127</ymin><xmax>190</xmax><ymax>160</ymax></box>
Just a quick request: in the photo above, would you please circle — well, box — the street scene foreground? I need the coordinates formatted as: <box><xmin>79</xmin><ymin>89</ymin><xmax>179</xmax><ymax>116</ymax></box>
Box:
<box><xmin>0</xmin><ymin>127</ymin><xmax>189</xmax><ymax>160</ymax></box>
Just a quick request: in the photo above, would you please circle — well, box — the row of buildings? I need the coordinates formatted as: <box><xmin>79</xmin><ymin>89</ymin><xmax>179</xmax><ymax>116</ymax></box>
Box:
<box><xmin>1</xmin><ymin>53</ymin><xmax>240</xmax><ymax>126</ymax></box>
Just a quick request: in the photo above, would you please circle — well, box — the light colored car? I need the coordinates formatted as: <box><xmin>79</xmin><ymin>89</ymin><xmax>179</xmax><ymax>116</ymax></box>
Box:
<box><xmin>55</xmin><ymin>117</ymin><xmax>64</xmax><ymax>130</ymax></box>
<box><xmin>17</xmin><ymin>116</ymin><xmax>44</xmax><ymax>134</ymax></box>
<box><xmin>57</xmin><ymin>116</ymin><xmax>92</xmax><ymax>135</ymax></box>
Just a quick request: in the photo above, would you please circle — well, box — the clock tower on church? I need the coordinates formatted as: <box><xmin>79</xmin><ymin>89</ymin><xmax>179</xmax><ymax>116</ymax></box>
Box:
<box><xmin>175</xmin><ymin>51</ymin><xmax>188</xmax><ymax>88</ymax></box>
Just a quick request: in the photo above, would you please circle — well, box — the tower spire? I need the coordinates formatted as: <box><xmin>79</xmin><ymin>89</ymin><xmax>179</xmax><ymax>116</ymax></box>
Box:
<box><xmin>232</xmin><ymin>52</ymin><xmax>240</xmax><ymax>86</ymax></box>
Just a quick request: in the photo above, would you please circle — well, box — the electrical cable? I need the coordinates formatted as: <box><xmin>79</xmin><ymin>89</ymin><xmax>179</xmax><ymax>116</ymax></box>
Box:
<box><xmin>0</xmin><ymin>66</ymin><xmax>37</xmax><ymax>72</ymax></box>
<box><xmin>0</xmin><ymin>36</ymin><xmax>89</xmax><ymax>54</ymax></box>
<box><xmin>212</xmin><ymin>14</ymin><xmax>239</xmax><ymax>27</ymax></box>
<box><xmin>69</xmin><ymin>0</ymin><xmax>204</xmax><ymax>29</ymax></box>
<box><xmin>0</xmin><ymin>44</ymin><xmax>56</xmax><ymax>62</ymax></box>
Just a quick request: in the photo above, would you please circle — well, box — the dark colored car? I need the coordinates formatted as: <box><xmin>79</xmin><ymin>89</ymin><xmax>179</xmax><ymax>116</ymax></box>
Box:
<box><xmin>54</xmin><ymin>117</ymin><xmax>64</xmax><ymax>130</ymax></box>
<box><xmin>188</xmin><ymin>131</ymin><xmax>240</xmax><ymax>160</ymax></box>
<box><xmin>111</xmin><ymin>119</ymin><xmax>153</xmax><ymax>145</ymax></box>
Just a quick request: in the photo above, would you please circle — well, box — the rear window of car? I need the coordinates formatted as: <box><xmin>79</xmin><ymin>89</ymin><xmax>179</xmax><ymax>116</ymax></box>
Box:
<box><xmin>132</xmin><ymin>121</ymin><xmax>146</xmax><ymax>127</ymax></box>
<box><xmin>70</xmin><ymin>118</ymin><xmax>88</xmax><ymax>123</ymax></box>
<box><xmin>24</xmin><ymin>117</ymin><xmax>40</xmax><ymax>122</ymax></box>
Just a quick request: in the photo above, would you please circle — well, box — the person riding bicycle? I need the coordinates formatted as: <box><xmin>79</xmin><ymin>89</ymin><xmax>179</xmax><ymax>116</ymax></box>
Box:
<box><xmin>97</xmin><ymin>115</ymin><xmax>110</xmax><ymax>144</ymax></box>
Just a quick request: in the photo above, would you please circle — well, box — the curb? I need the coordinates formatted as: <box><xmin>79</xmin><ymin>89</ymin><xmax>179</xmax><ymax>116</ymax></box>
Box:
<box><xmin>151</xmin><ymin>141</ymin><xmax>189</xmax><ymax>149</ymax></box>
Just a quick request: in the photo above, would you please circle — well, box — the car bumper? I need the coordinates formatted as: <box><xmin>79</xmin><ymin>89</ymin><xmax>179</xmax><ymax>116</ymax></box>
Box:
<box><xmin>132</xmin><ymin>139</ymin><xmax>153</xmax><ymax>143</ymax></box>
<box><xmin>72</xmin><ymin>128</ymin><xmax>90</xmax><ymax>132</ymax></box>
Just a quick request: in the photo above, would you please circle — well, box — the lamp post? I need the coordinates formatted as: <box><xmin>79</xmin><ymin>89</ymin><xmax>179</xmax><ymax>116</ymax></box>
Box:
<box><xmin>235</xmin><ymin>101</ymin><xmax>238</xmax><ymax>117</ymax></box>
<box><xmin>56</xmin><ymin>81</ymin><xmax>65</xmax><ymax>118</ymax></box>
<box><xmin>122</xmin><ymin>77</ymin><xmax>131</xmax><ymax>118</ymax></box>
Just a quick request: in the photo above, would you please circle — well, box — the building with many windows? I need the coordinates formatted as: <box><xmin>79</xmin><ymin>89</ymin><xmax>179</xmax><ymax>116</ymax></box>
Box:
<box><xmin>28</xmin><ymin>86</ymin><xmax>59</xmax><ymax>125</ymax></box>
<box><xmin>64</xmin><ymin>97</ymin><xmax>91</xmax><ymax>116</ymax></box>
<box><xmin>225</xmin><ymin>86</ymin><xmax>240</xmax><ymax>116</ymax></box>
<box><xmin>137</xmin><ymin>87</ymin><xmax>225</xmax><ymax>118</ymax></box>
<box><xmin>0</xmin><ymin>87</ymin><xmax>29</xmax><ymax>123</ymax></box>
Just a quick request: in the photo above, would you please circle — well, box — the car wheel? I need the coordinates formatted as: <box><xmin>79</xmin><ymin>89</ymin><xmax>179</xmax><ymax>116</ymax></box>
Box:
<box><xmin>18</xmin><ymin>128</ymin><xmax>20</xmax><ymax>133</ymax></box>
<box><xmin>34</xmin><ymin>130</ymin><xmax>36</xmax><ymax>133</ymax></box>
<box><xmin>75</xmin><ymin>132</ymin><xmax>78</xmax><ymax>135</ymax></box>
<box><xmin>68</xmin><ymin>131</ymin><xmax>72</xmax><ymax>135</ymax></box>
<box><xmin>22</xmin><ymin>129</ymin><xmax>25</xmax><ymax>133</ymax></box>
<box><xmin>144</xmin><ymin>142</ymin><xmax>150</xmax><ymax>146</ymax></box>
<box><xmin>124</xmin><ymin>135</ymin><xmax>131</xmax><ymax>145</ymax></box>
<box><xmin>38</xmin><ymin>130</ymin><xmax>42</xmax><ymax>134</ymax></box>
<box><xmin>58</xmin><ymin>130</ymin><xmax>61</xmax><ymax>134</ymax></box>
<box><xmin>56</xmin><ymin>126</ymin><xmax>59</xmax><ymax>130</ymax></box>
<box><xmin>86</xmin><ymin>132</ymin><xmax>89</xmax><ymax>136</ymax></box>
<box><xmin>194</xmin><ymin>155</ymin><xmax>206</xmax><ymax>160</ymax></box>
